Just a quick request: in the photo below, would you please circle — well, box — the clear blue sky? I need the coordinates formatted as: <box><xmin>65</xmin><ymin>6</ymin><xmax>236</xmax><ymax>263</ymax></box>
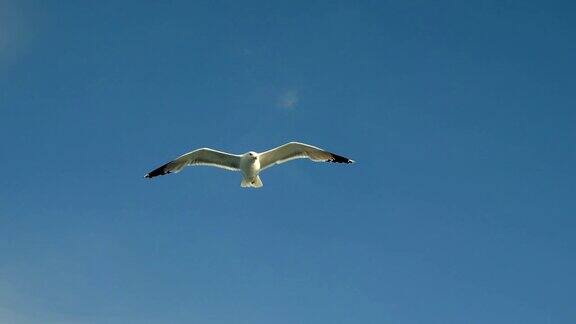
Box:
<box><xmin>1</xmin><ymin>0</ymin><xmax>575</xmax><ymax>323</ymax></box>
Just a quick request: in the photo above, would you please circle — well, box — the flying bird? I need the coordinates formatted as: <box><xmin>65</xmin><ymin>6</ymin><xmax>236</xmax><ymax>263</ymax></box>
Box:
<box><xmin>144</xmin><ymin>142</ymin><xmax>354</xmax><ymax>188</ymax></box>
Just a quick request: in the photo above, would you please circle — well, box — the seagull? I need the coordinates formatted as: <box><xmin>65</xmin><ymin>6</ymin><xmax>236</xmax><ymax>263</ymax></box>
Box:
<box><xmin>144</xmin><ymin>141</ymin><xmax>354</xmax><ymax>188</ymax></box>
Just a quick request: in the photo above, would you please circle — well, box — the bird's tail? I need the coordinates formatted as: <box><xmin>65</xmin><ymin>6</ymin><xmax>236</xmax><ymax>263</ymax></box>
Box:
<box><xmin>241</xmin><ymin>176</ymin><xmax>263</xmax><ymax>188</ymax></box>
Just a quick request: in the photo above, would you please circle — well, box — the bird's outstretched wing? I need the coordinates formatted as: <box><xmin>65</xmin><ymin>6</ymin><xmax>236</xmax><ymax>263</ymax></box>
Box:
<box><xmin>259</xmin><ymin>142</ymin><xmax>354</xmax><ymax>171</ymax></box>
<box><xmin>145</xmin><ymin>148</ymin><xmax>241</xmax><ymax>178</ymax></box>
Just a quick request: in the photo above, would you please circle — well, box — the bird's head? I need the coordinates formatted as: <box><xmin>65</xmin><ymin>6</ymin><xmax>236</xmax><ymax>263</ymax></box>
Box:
<box><xmin>246</xmin><ymin>151</ymin><xmax>258</xmax><ymax>160</ymax></box>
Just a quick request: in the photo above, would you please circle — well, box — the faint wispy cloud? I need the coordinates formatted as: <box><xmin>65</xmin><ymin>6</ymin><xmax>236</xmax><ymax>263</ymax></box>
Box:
<box><xmin>277</xmin><ymin>89</ymin><xmax>299</xmax><ymax>109</ymax></box>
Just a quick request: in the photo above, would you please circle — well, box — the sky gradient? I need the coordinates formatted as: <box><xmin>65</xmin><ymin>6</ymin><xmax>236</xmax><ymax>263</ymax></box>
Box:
<box><xmin>1</xmin><ymin>0</ymin><xmax>575</xmax><ymax>323</ymax></box>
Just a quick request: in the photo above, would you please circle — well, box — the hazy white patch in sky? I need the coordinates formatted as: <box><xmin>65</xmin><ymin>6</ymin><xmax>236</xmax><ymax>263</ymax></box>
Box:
<box><xmin>0</xmin><ymin>278</ymin><xmax>89</xmax><ymax>324</ymax></box>
<box><xmin>240</xmin><ymin>47</ymin><xmax>253</xmax><ymax>56</ymax></box>
<box><xmin>277</xmin><ymin>89</ymin><xmax>299</xmax><ymax>109</ymax></box>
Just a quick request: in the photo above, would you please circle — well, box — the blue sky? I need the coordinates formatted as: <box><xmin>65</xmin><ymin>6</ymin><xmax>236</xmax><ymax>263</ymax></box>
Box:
<box><xmin>1</xmin><ymin>0</ymin><xmax>575</xmax><ymax>323</ymax></box>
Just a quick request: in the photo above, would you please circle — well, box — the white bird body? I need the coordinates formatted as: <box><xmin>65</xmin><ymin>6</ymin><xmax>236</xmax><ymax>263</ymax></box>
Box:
<box><xmin>239</xmin><ymin>152</ymin><xmax>262</xmax><ymax>187</ymax></box>
<box><xmin>145</xmin><ymin>142</ymin><xmax>354</xmax><ymax>188</ymax></box>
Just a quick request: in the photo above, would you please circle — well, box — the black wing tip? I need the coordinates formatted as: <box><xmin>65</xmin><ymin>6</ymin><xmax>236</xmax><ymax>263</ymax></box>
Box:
<box><xmin>144</xmin><ymin>162</ymin><xmax>172</xmax><ymax>179</ymax></box>
<box><xmin>329</xmin><ymin>153</ymin><xmax>355</xmax><ymax>164</ymax></box>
